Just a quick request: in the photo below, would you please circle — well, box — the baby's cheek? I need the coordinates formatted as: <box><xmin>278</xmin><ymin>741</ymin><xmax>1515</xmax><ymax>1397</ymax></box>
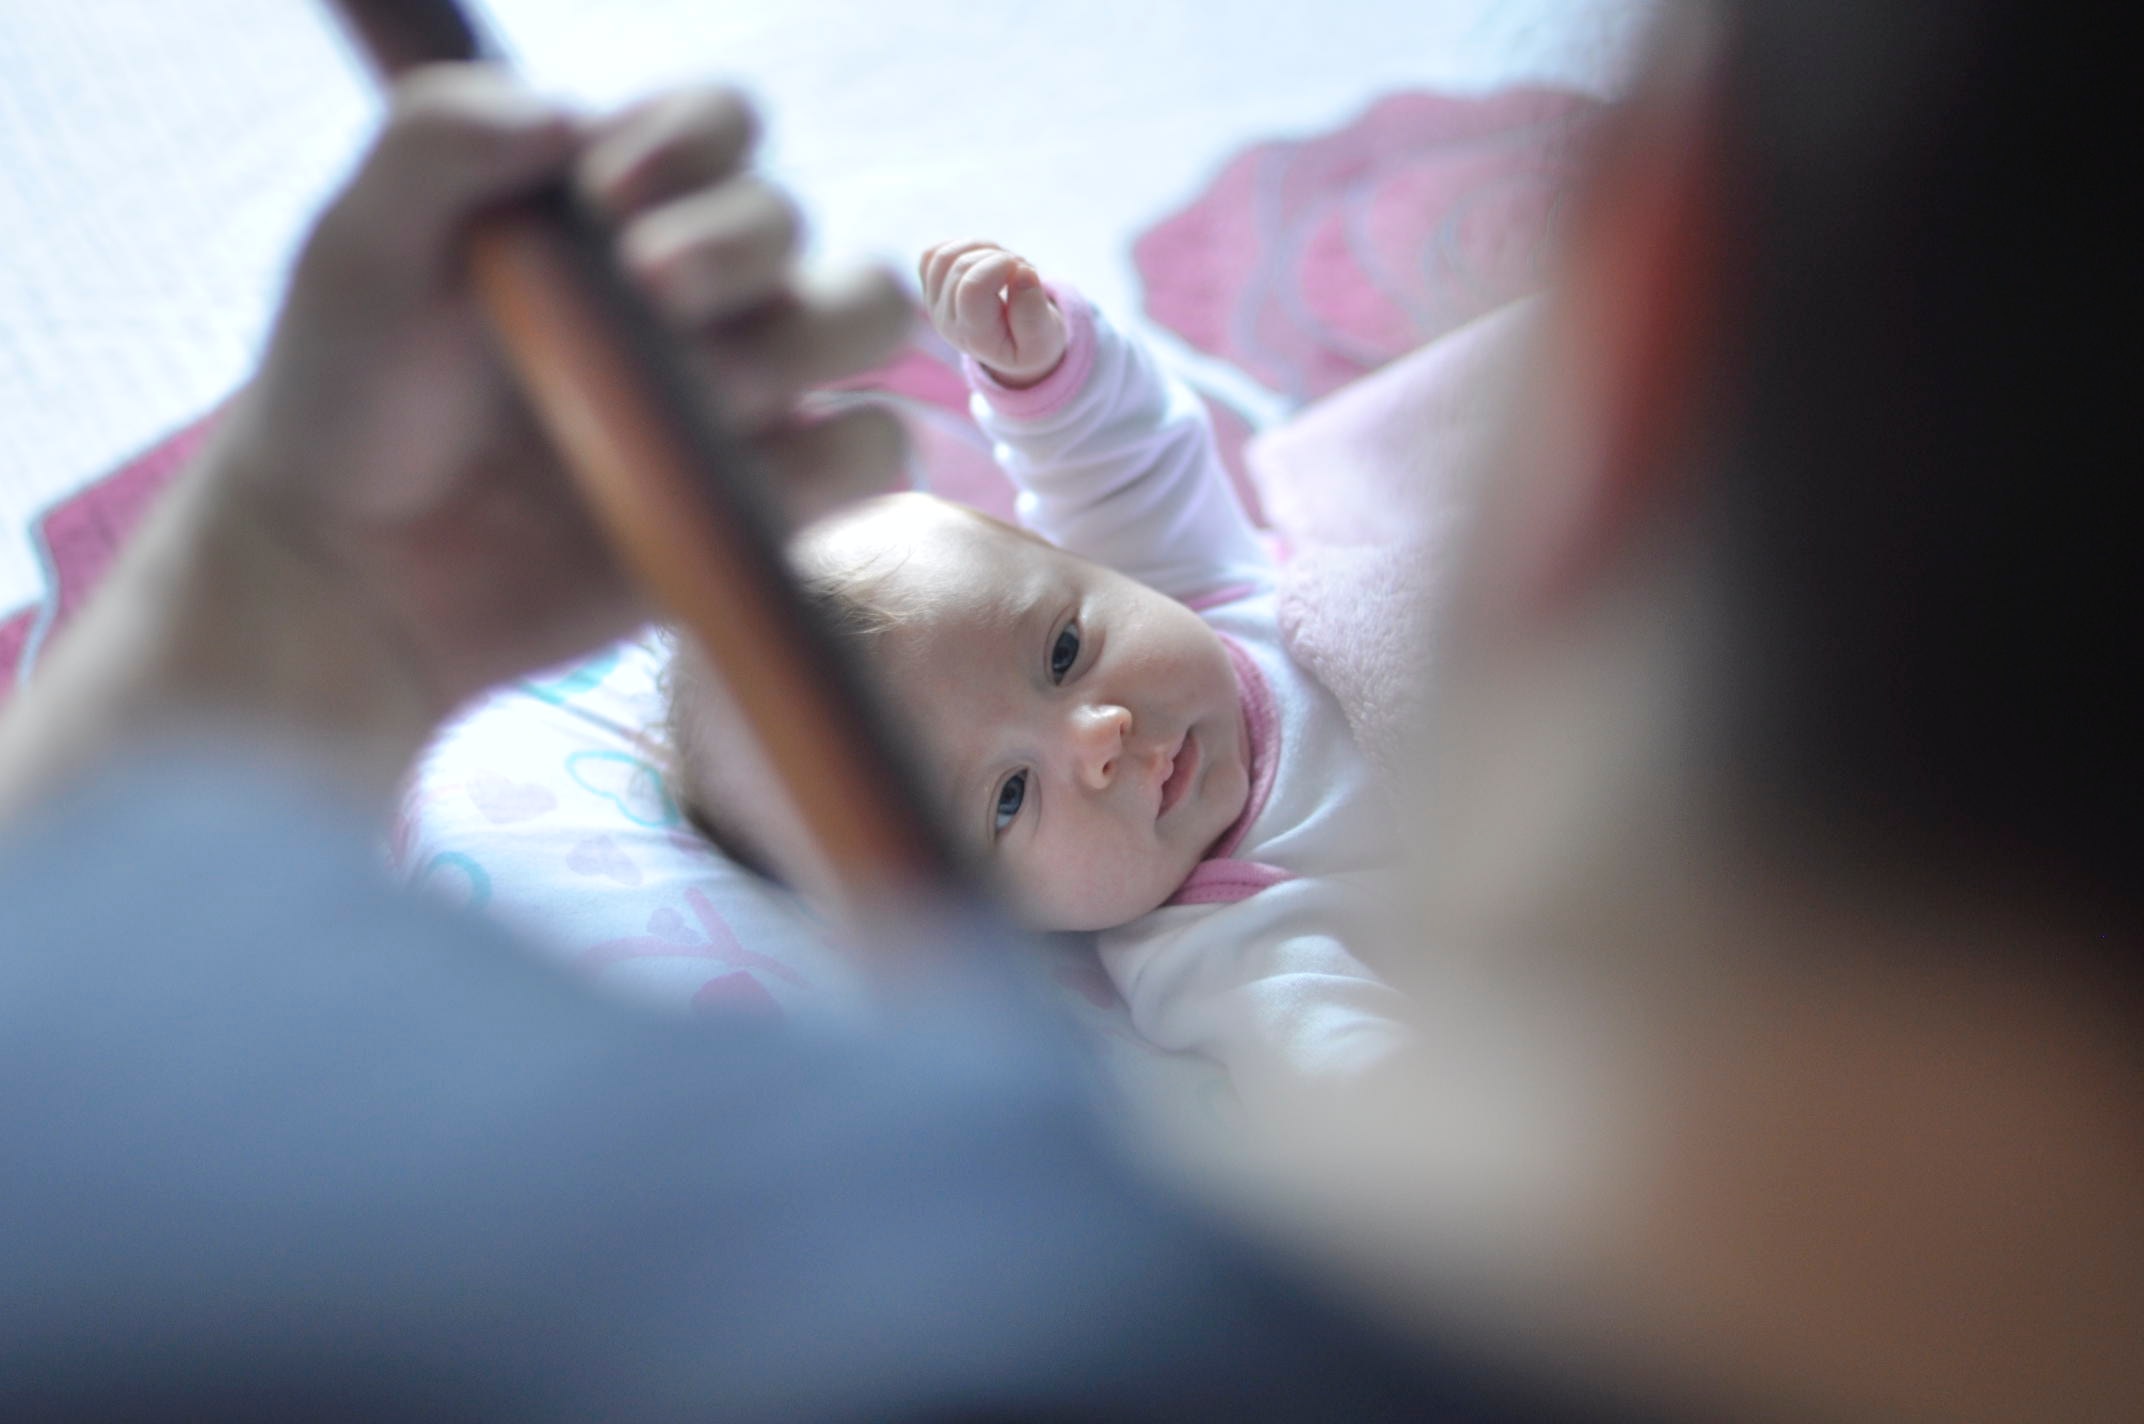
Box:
<box><xmin>1014</xmin><ymin>822</ymin><xmax>1191</xmax><ymax>933</ymax></box>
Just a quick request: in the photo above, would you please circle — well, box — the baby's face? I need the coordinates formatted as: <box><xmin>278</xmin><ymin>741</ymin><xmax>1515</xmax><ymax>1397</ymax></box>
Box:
<box><xmin>823</xmin><ymin>499</ymin><xmax>1250</xmax><ymax>931</ymax></box>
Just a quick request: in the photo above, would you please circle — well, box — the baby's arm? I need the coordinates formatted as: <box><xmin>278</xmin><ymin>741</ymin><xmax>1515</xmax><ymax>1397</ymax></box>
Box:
<box><xmin>1102</xmin><ymin>881</ymin><xmax>1416</xmax><ymax>1108</ymax></box>
<box><xmin>919</xmin><ymin>241</ymin><xmax>1267</xmax><ymax>601</ymax></box>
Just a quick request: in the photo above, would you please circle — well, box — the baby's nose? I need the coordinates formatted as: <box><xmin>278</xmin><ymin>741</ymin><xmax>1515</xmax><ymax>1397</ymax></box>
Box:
<box><xmin>1069</xmin><ymin>703</ymin><xmax>1132</xmax><ymax>791</ymax></box>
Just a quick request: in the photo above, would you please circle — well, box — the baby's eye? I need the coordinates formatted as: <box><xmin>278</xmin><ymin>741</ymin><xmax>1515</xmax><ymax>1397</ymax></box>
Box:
<box><xmin>1049</xmin><ymin>622</ymin><xmax>1081</xmax><ymax>683</ymax></box>
<box><xmin>993</xmin><ymin>770</ymin><xmax>1029</xmax><ymax>834</ymax></box>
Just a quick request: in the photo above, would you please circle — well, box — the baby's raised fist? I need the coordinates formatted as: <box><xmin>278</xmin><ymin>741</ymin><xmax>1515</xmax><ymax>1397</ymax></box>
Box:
<box><xmin>918</xmin><ymin>240</ymin><xmax>1068</xmax><ymax>389</ymax></box>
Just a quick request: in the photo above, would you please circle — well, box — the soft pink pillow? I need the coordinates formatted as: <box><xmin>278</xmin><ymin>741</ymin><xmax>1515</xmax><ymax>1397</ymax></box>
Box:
<box><xmin>1246</xmin><ymin>297</ymin><xmax>1543</xmax><ymax>784</ymax></box>
<box><xmin>1248</xmin><ymin>296</ymin><xmax>1541</xmax><ymax>547</ymax></box>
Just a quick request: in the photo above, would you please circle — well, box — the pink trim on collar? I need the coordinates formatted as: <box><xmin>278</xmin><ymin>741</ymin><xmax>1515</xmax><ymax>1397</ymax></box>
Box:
<box><xmin>1161</xmin><ymin>634</ymin><xmax>1294</xmax><ymax>908</ymax></box>
<box><xmin>1181</xmin><ymin>581</ymin><xmax>1260</xmax><ymax>613</ymax></box>
<box><xmin>1206</xmin><ymin>633</ymin><xmax>1278</xmax><ymax>862</ymax></box>
<box><xmin>1166</xmin><ymin>858</ymin><xmax>1295</xmax><ymax>907</ymax></box>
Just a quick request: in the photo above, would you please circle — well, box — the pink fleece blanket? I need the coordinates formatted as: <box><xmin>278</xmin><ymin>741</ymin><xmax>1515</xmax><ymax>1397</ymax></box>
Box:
<box><xmin>1249</xmin><ymin>298</ymin><xmax>1543</xmax><ymax>786</ymax></box>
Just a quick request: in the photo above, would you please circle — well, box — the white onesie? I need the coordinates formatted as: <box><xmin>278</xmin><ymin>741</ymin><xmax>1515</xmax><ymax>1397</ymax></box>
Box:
<box><xmin>965</xmin><ymin>286</ymin><xmax>1413</xmax><ymax>1105</ymax></box>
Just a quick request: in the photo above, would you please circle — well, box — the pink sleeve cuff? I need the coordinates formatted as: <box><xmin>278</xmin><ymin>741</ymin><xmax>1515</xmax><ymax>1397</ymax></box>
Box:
<box><xmin>962</xmin><ymin>280</ymin><xmax>1097</xmax><ymax>421</ymax></box>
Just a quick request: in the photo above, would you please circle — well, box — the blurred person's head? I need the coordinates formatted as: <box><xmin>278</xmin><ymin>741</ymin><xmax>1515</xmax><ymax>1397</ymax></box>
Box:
<box><xmin>1337</xmin><ymin>4</ymin><xmax>2143</xmax><ymax>1419</ymax></box>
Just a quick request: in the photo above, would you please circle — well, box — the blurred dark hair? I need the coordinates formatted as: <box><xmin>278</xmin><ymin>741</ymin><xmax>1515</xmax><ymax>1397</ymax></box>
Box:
<box><xmin>1699</xmin><ymin>2</ymin><xmax>2137</xmax><ymax>925</ymax></box>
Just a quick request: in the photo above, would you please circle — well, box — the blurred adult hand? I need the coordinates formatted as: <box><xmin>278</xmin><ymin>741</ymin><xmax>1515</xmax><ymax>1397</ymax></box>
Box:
<box><xmin>0</xmin><ymin>66</ymin><xmax>910</xmax><ymax>820</ymax></box>
<box><xmin>223</xmin><ymin>65</ymin><xmax>911</xmax><ymax>713</ymax></box>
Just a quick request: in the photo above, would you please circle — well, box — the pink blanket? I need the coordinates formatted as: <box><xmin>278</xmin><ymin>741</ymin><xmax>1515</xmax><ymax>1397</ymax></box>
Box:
<box><xmin>1251</xmin><ymin>299</ymin><xmax>1543</xmax><ymax>787</ymax></box>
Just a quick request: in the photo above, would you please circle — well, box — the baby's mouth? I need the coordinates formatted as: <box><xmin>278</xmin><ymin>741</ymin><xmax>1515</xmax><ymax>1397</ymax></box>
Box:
<box><xmin>1157</xmin><ymin>729</ymin><xmax>1199</xmax><ymax>820</ymax></box>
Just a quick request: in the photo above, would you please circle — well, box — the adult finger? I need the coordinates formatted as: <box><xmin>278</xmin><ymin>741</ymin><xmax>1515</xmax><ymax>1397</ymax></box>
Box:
<box><xmin>754</xmin><ymin>401</ymin><xmax>909</xmax><ymax>526</ymax></box>
<box><xmin>301</xmin><ymin>66</ymin><xmax>576</xmax><ymax>311</ymax></box>
<box><xmin>620</xmin><ymin>177</ymin><xmax>803</xmax><ymax>328</ymax></box>
<box><xmin>576</xmin><ymin>86</ymin><xmax>760</xmax><ymax>220</ymax></box>
<box><xmin>700</xmin><ymin>266</ymin><xmax>913</xmax><ymax>426</ymax></box>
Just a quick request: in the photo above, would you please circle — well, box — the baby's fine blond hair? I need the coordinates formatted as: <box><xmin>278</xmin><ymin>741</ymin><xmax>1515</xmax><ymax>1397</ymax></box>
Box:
<box><xmin>659</xmin><ymin>492</ymin><xmax>1005</xmax><ymax>885</ymax></box>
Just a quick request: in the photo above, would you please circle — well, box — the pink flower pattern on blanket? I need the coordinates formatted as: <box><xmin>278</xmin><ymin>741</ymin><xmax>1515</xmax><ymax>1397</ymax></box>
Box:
<box><xmin>583</xmin><ymin>887</ymin><xmax>809</xmax><ymax>988</ymax></box>
<box><xmin>1134</xmin><ymin>88</ymin><xmax>1600</xmax><ymax>402</ymax></box>
<box><xmin>691</xmin><ymin>971</ymin><xmax>782</xmax><ymax>1019</ymax></box>
<box><xmin>567</xmin><ymin>833</ymin><xmax>644</xmax><ymax>886</ymax></box>
<box><xmin>466</xmin><ymin>773</ymin><xmax>560</xmax><ymax>825</ymax></box>
<box><xmin>569</xmin><ymin>885</ymin><xmax>817</xmax><ymax>1024</ymax></box>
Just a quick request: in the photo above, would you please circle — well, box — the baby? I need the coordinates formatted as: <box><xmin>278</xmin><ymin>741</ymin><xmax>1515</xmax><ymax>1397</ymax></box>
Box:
<box><xmin>668</xmin><ymin>242</ymin><xmax>1410</xmax><ymax>1101</ymax></box>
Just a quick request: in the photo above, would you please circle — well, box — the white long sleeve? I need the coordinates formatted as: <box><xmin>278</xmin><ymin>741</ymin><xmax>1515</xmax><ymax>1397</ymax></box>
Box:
<box><xmin>967</xmin><ymin>299</ymin><xmax>1411</xmax><ymax>1104</ymax></box>
<box><xmin>1104</xmin><ymin>873</ymin><xmax>1415</xmax><ymax>1101</ymax></box>
<box><xmin>966</xmin><ymin>285</ymin><xmax>1270</xmax><ymax>603</ymax></box>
